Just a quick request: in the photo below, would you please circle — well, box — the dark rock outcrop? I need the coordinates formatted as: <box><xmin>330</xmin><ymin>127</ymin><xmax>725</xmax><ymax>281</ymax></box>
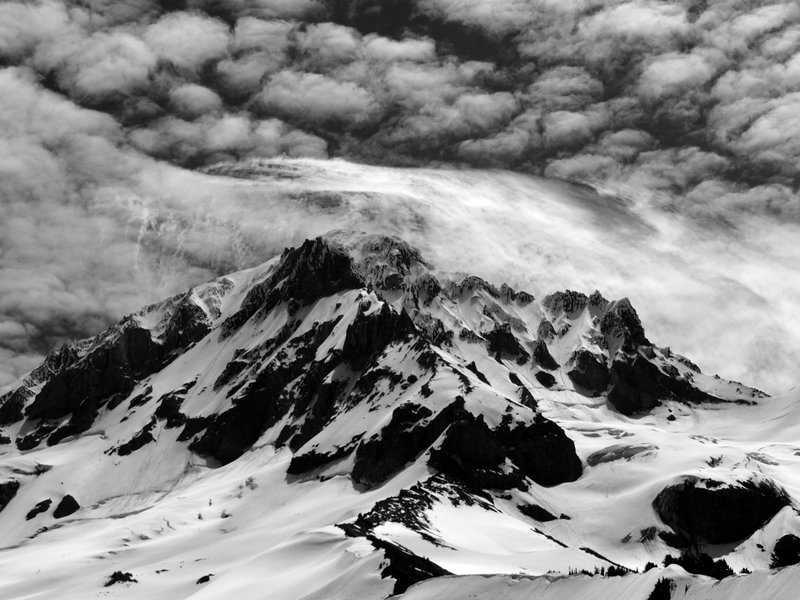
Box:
<box><xmin>518</xmin><ymin>503</ymin><xmax>558</xmax><ymax>522</ymax></box>
<box><xmin>155</xmin><ymin>393</ymin><xmax>187</xmax><ymax>429</ymax></box>
<box><xmin>495</xmin><ymin>415</ymin><xmax>583</xmax><ymax>486</ymax></box>
<box><xmin>586</xmin><ymin>443</ymin><xmax>656</xmax><ymax>466</ymax></box>
<box><xmin>105</xmin><ymin>571</ymin><xmax>137</xmax><ymax>587</ymax></box>
<box><xmin>531</xmin><ymin>339</ymin><xmax>559</xmax><ymax>370</ymax></box>
<box><xmin>771</xmin><ymin>534</ymin><xmax>800</xmax><ymax>568</ymax></box>
<box><xmin>116</xmin><ymin>419</ymin><xmax>156</xmax><ymax>456</ymax></box>
<box><xmin>653</xmin><ymin>477</ymin><xmax>790</xmax><ymax>544</ymax></box>
<box><xmin>599</xmin><ymin>298</ymin><xmax>649</xmax><ymax>353</ymax></box>
<box><xmin>53</xmin><ymin>494</ymin><xmax>80</xmax><ymax>518</ymax></box>
<box><xmin>543</xmin><ymin>290</ymin><xmax>588</xmax><ymax>318</ymax></box>
<box><xmin>0</xmin><ymin>480</ymin><xmax>20</xmax><ymax>512</ymax></box>
<box><xmin>0</xmin><ymin>389</ymin><xmax>27</xmax><ymax>425</ymax></box>
<box><xmin>342</xmin><ymin>302</ymin><xmax>413</xmax><ymax>370</ymax></box>
<box><xmin>429</xmin><ymin>416</ymin><xmax>524</xmax><ymax>490</ymax></box>
<box><xmin>222</xmin><ymin>237</ymin><xmax>363</xmax><ymax>335</ymax></box>
<box><xmin>368</xmin><ymin>535</ymin><xmax>450</xmax><ymax>594</ymax></box>
<box><xmin>536</xmin><ymin>319</ymin><xmax>556</xmax><ymax>341</ymax></box>
<box><xmin>567</xmin><ymin>349</ymin><xmax>609</xmax><ymax>396</ymax></box>
<box><xmin>26</xmin><ymin>499</ymin><xmax>52</xmax><ymax>520</ymax></box>
<box><xmin>607</xmin><ymin>355</ymin><xmax>720</xmax><ymax>415</ymax></box>
<box><xmin>161</xmin><ymin>296</ymin><xmax>211</xmax><ymax>355</ymax></box>
<box><xmin>352</xmin><ymin>400</ymin><xmax>469</xmax><ymax>487</ymax></box>
<box><xmin>485</xmin><ymin>323</ymin><xmax>528</xmax><ymax>361</ymax></box>
<box><xmin>27</xmin><ymin>323</ymin><xmax>163</xmax><ymax>421</ymax></box>
<box><xmin>191</xmin><ymin>321</ymin><xmax>340</xmax><ymax>464</ymax></box>
<box><xmin>535</xmin><ymin>370</ymin><xmax>557</xmax><ymax>388</ymax></box>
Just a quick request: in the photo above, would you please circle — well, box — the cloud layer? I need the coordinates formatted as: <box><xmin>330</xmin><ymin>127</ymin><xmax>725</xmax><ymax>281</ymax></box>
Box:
<box><xmin>0</xmin><ymin>0</ymin><xmax>798</xmax><ymax>216</ymax></box>
<box><xmin>1</xmin><ymin>0</ymin><xmax>799</xmax><ymax>394</ymax></box>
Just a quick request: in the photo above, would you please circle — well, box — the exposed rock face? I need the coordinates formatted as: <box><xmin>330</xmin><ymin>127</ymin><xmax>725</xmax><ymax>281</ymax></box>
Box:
<box><xmin>0</xmin><ymin>389</ymin><xmax>27</xmax><ymax>425</ymax></box>
<box><xmin>105</xmin><ymin>571</ymin><xmax>138</xmax><ymax>586</ymax></box>
<box><xmin>567</xmin><ymin>349</ymin><xmax>609</xmax><ymax>396</ymax></box>
<box><xmin>352</xmin><ymin>400</ymin><xmax>469</xmax><ymax>487</ymax></box>
<box><xmin>608</xmin><ymin>355</ymin><xmax>720</xmax><ymax>415</ymax></box>
<box><xmin>27</xmin><ymin>323</ymin><xmax>163</xmax><ymax>422</ymax></box>
<box><xmin>531</xmin><ymin>339</ymin><xmax>559</xmax><ymax>370</ymax></box>
<box><xmin>222</xmin><ymin>238</ymin><xmax>363</xmax><ymax>335</ymax></box>
<box><xmin>536</xmin><ymin>319</ymin><xmax>556</xmax><ymax>341</ymax></box>
<box><xmin>772</xmin><ymin>534</ymin><xmax>800</xmax><ymax>568</ymax></box>
<box><xmin>26</xmin><ymin>499</ymin><xmax>52</xmax><ymax>520</ymax></box>
<box><xmin>116</xmin><ymin>419</ymin><xmax>157</xmax><ymax>456</ymax></box>
<box><xmin>429</xmin><ymin>416</ymin><xmax>524</xmax><ymax>490</ymax></box>
<box><xmin>54</xmin><ymin>494</ymin><xmax>80</xmax><ymax>519</ymax></box>
<box><xmin>600</xmin><ymin>298</ymin><xmax>649</xmax><ymax>353</ymax></box>
<box><xmin>653</xmin><ymin>477</ymin><xmax>790</xmax><ymax>544</ymax></box>
<box><xmin>535</xmin><ymin>370</ymin><xmax>557</xmax><ymax>388</ymax></box>
<box><xmin>485</xmin><ymin>323</ymin><xmax>529</xmax><ymax>361</ymax></box>
<box><xmin>191</xmin><ymin>320</ymin><xmax>343</xmax><ymax>464</ymax></box>
<box><xmin>162</xmin><ymin>296</ymin><xmax>211</xmax><ymax>355</ymax></box>
<box><xmin>586</xmin><ymin>443</ymin><xmax>656</xmax><ymax>466</ymax></box>
<box><xmin>543</xmin><ymin>290</ymin><xmax>588</xmax><ymax>317</ymax></box>
<box><xmin>0</xmin><ymin>480</ymin><xmax>20</xmax><ymax>513</ymax></box>
<box><xmin>342</xmin><ymin>302</ymin><xmax>413</xmax><ymax>370</ymax></box>
<box><xmin>518</xmin><ymin>503</ymin><xmax>558</xmax><ymax>522</ymax></box>
<box><xmin>495</xmin><ymin>415</ymin><xmax>583</xmax><ymax>486</ymax></box>
<box><xmin>369</xmin><ymin>536</ymin><xmax>451</xmax><ymax>594</ymax></box>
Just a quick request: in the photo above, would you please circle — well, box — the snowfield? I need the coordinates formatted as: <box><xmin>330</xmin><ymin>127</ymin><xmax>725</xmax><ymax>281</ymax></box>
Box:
<box><xmin>0</xmin><ymin>228</ymin><xmax>798</xmax><ymax>599</ymax></box>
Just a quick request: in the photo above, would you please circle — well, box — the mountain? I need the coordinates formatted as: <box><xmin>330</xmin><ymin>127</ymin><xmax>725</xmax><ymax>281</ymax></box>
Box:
<box><xmin>0</xmin><ymin>230</ymin><xmax>798</xmax><ymax>599</ymax></box>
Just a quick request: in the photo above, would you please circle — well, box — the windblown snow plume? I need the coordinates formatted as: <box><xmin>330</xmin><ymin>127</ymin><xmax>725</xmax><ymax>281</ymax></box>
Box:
<box><xmin>0</xmin><ymin>5</ymin><xmax>799</xmax><ymax>406</ymax></box>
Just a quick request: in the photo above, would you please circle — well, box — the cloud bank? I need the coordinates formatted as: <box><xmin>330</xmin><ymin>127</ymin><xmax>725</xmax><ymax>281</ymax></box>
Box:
<box><xmin>1</xmin><ymin>0</ymin><xmax>799</xmax><ymax>395</ymax></box>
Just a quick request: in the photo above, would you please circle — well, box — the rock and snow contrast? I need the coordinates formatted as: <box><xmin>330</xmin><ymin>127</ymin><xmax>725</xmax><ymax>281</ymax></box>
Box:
<box><xmin>0</xmin><ymin>230</ymin><xmax>799</xmax><ymax>599</ymax></box>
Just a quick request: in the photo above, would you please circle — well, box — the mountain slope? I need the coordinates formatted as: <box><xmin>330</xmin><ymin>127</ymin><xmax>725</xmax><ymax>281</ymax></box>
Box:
<box><xmin>0</xmin><ymin>230</ymin><xmax>797</xmax><ymax>599</ymax></box>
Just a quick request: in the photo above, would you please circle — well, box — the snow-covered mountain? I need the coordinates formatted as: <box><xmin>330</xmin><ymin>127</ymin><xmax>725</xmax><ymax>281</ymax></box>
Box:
<box><xmin>0</xmin><ymin>230</ymin><xmax>798</xmax><ymax>599</ymax></box>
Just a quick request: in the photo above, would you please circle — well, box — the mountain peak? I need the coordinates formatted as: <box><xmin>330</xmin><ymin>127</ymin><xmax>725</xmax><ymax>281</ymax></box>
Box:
<box><xmin>0</xmin><ymin>230</ymin><xmax>780</xmax><ymax>600</ymax></box>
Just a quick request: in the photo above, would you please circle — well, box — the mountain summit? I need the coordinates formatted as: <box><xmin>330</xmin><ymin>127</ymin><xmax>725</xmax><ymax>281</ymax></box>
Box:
<box><xmin>0</xmin><ymin>231</ymin><xmax>797</xmax><ymax>599</ymax></box>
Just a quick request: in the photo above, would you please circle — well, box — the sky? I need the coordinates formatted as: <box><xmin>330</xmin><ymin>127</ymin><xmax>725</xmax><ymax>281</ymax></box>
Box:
<box><xmin>0</xmin><ymin>0</ymin><xmax>799</xmax><ymax>394</ymax></box>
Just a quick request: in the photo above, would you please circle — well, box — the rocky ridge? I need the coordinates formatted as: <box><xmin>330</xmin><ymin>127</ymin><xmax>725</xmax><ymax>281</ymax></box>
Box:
<box><xmin>0</xmin><ymin>230</ymin><xmax>792</xmax><ymax>599</ymax></box>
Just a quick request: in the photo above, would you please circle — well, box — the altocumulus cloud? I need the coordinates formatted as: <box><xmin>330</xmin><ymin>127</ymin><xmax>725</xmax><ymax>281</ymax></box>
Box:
<box><xmin>1</xmin><ymin>0</ymin><xmax>800</xmax><ymax>392</ymax></box>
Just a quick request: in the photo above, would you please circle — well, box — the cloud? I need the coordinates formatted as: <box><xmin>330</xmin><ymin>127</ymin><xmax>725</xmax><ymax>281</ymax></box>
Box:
<box><xmin>130</xmin><ymin>112</ymin><xmax>328</xmax><ymax>163</ymax></box>
<box><xmin>258</xmin><ymin>70</ymin><xmax>380</xmax><ymax>127</ymax></box>
<box><xmin>143</xmin><ymin>12</ymin><xmax>230</xmax><ymax>71</ymax></box>
<box><xmin>638</xmin><ymin>51</ymin><xmax>718</xmax><ymax>99</ymax></box>
<box><xmin>0</xmin><ymin>0</ymin><xmax>73</xmax><ymax>60</ymax></box>
<box><xmin>169</xmin><ymin>83</ymin><xmax>223</xmax><ymax>118</ymax></box>
<box><xmin>36</xmin><ymin>31</ymin><xmax>158</xmax><ymax>102</ymax></box>
<box><xmin>297</xmin><ymin>23</ymin><xmax>361</xmax><ymax>69</ymax></box>
<box><xmin>3</xmin><ymin>0</ymin><xmax>800</xmax><ymax>397</ymax></box>
<box><xmin>362</xmin><ymin>36</ymin><xmax>436</xmax><ymax>63</ymax></box>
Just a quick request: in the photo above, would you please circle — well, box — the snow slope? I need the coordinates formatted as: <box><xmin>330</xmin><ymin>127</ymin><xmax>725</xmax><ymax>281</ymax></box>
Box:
<box><xmin>0</xmin><ymin>230</ymin><xmax>797</xmax><ymax>599</ymax></box>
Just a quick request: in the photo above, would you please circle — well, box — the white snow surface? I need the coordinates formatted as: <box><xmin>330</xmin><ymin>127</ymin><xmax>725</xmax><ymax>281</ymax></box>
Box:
<box><xmin>0</xmin><ymin>230</ymin><xmax>797</xmax><ymax>599</ymax></box>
